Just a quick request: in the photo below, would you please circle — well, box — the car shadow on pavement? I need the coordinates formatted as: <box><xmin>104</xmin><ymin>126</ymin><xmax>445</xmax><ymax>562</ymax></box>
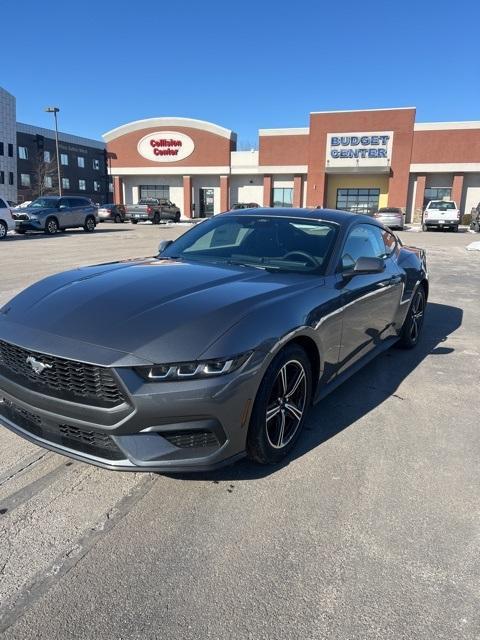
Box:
<box><xmin>172</xmin><ymin>301</ymin><xmax>462</xmax><ymax>482</ymax></box>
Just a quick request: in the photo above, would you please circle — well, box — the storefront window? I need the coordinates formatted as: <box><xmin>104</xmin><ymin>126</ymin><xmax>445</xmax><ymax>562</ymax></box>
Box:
<box><xmin>272</xmin><ymin>187</ymin><xmax>293</xmax><ymax>208</ymax></box>
<box><xmin>423</xmin><ymin>187</ymin><xmax>451</xmax><ymax>209</ymax></box>
<box><xmin>336</xmin><ymin>188</ymin><xmax>380</xmax><ymax>214</ymax></box>
<box><xmin>140</xmin><ymin>185</ymin><xmax>170</xmax><ymax>200</ymax></box>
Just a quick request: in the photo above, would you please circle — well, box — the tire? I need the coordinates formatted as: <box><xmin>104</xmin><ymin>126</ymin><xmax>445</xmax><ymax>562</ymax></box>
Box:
<box><xmin>114</xmin><ymin>214</ymin><xmax>122</xmax><ymax>223</ymax></box>
<box><xmin>16</xmin><ymin>229</ymin><xmax>26</xmax><ymax>235</ymax></box>
<box><xmin>174</xmin><ymin>212</ymin><xmax>180</xmax><ymax>223</ymax></box>
<box><xmin>0</xmin><ymin>220</ymin><xmax>7</xmax><ymax>240</ymax></box>
<box><xmin>247</xmin><ymin>344</ymin><xmax>312</xmax><ymax>464</ymax></box>
<box><xmin>83</xmin><ymin>216</ymin><xmax>96</xmax><ymax>233</ymax></box>
<box><xmin>131</xmin><ymin>220</ymin><xmax>138</xmax><ymax>224</ymax></box>
<box><xmin>474</xmin><ymin>222</ymin><xmax>480</xmax><ymax>233</ymax></box>
<box><xmin>452</xmin><ymin>226</ymin><xmax>459</xmax><ymax>233</ymax></box>
<box><xmin>44</xmin><ymin>217</ymin><xmax>58</xmax><ymax>235</ymax></box>
<box><xmin>422</xmin><ymin>223</ymin><xmax>428</xmax><ymax>232</ymax></box>
<box><xmin>153</xmin><ymin>212</ymin><xmax>161</xmax><ymax>225</ymax></box>
<box><xmin>398</xmin><ymin>286</ymin><xmax>426</xmax><ymax>349</ymax></box>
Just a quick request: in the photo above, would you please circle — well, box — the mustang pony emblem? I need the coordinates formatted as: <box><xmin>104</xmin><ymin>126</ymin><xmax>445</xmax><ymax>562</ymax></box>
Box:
<box><xmin>26</xmin><ymin>356</ymin><xmax>52</xmax><ymax>375</ymax></box>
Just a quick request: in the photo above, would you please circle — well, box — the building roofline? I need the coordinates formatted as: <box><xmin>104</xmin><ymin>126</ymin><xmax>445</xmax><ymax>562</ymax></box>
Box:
<box><xmin>16</xmin><ymin>122</ymin><xmax>105</xmax><ymax>149</ymax></box>
<box><xmin>103</xmin><ymin>117</ymin><xmax>236</xmax><ymax>142</ymax></box>
<box><xmin>259</xmin><ymin>127</ymin><xmax>309</xmax><ymax>136</ymax></box>
<box><xmin>414</xmin><ymin>121</ymin><xmax>480</xmax><ymax>131</ymax></box>
<box><xmin>310</xmin><ymin>107</ymin><xmax>416</xmax><ymax>115</ymax></box>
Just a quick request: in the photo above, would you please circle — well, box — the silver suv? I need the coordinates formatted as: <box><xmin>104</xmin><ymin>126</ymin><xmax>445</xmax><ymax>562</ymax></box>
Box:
<box><xmin>13</xmin><ymin>196</ymin><xmax>98</xmax><ymax>235</ymax></box>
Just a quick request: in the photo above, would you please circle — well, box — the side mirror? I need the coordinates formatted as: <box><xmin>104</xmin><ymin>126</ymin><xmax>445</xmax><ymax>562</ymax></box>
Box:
<box><xmin>344</xmin><ymin>256</ymin><xmax>385</xmax><ymax>277</ymax></box>
<box><xmin>58</xmin><ymin>205</ymin><xmax>67</xmax><ymax>210</ymax></box>
<box><xmin>158</xmin><ymin>239</ymin><xmax>173</xmax><ymax>254</ymax></box>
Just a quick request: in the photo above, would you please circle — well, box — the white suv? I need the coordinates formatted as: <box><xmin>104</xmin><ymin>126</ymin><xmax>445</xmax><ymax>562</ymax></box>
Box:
<box><xmin>0</xmin><ymin>196</ymin><xmax>15</xmax><ymax>240</ymax></box>
<box><xmin>422</xmin><ymin>200</ymin><xmax>460</xmax><ymax>232</ymax></box>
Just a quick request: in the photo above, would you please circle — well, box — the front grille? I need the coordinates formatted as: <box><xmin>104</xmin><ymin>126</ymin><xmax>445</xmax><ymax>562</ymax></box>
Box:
<box><xmin>163</xmin><ymin>430</ymin><xmax>220</xmax><ymax>449</ymax></box>
<box><xmin>0</xmin><ymin>340</ymin><xmax>125</xmax><ymax>408</ymax></box>
<box><xmin>0</xmin><ymin>399</ymin><xmax>125</xmax><ymax>460</ymax></box>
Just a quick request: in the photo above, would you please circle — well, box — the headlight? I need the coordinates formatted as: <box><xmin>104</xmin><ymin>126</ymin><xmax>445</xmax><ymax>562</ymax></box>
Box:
<box><xmin>28</xmin><ymin>215</ymin><xmax>38</xmax><ymax>221</ymax></box>
<box><xmin>136</xmin><ymin>352</ymin><xmax>252</xmax><ymax>381</ymax></box>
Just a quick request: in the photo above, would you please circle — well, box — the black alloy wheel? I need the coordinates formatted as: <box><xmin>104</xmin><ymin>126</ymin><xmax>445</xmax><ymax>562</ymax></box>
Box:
<box><xmin>398</xmin><ymin>286</ymin><xmax>426</xmax><ymax>349</ymax></box>
<box><xmin>84</xmin><ymin>216</ymin><xmax>96</xmax><ymax>232</ymax></box>
<box><xmin>247</xmin><ymin>344</ymin><xmax>312</xmax><ymax>464</ymax></box>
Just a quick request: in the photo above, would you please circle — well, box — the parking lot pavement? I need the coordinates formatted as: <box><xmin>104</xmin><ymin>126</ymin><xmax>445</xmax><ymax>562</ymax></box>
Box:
<box><xmin>0</xmin><ymin>224</ymin><xmax>479</xmax><ymax>639</ymax></box>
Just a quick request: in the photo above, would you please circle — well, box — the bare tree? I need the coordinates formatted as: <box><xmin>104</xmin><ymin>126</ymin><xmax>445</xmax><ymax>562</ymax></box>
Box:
<box><xmin>31</xmin><ymin>151</ymin><xmax>59</xmax><ymax>198</ymax></box>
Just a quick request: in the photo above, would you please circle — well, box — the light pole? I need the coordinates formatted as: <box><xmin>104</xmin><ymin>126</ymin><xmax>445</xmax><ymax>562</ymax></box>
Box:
<box><xmin>45</xmin><ymin>106</ymin><xmax>62</xmax><ymax>196</ymax></box>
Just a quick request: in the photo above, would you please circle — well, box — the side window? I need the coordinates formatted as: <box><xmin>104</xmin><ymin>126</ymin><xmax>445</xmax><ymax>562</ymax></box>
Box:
<box><xmin>340</xmin><ymin>224</ymin><xmax>387</xmax><ymax>270</ymax></box>
<box><xmin>0</xmin><ymin>198</ymin><xmax>7</xmax><ymax>209</ymax></box>
<box><xmin>58</xmin><ymin>198</ymin><xmax>70</xmax><ymax>209</ymax></box>
<box><xmin>382</xmin><ymin>229</ymin><xmax>397</xmax><ymax>256</ymax></box>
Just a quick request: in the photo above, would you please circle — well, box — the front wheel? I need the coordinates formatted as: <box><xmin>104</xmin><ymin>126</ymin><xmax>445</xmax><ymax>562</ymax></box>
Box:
<box><xmin>0</xmin><ymin>220</ymin><xmax>7</xmax><ymax>240</ymax></box>
<box><xmin>83</xmin><ymin>216</ymin><xmax>96</xmax><ymax>232</ymax></box>
<box><xmin>247</xmin><ymin>344</ymin><xmax>312</xmax><ymax>464</ymax></box>
<box><xmin>398</xmin><ymin>286</ymin><xmax>426</xmax><ymax>349</ymax></box>
<box><xmin>44</xmin><ymin>217</ymin><xmax>58</xmax><ymax>235</ymax></box>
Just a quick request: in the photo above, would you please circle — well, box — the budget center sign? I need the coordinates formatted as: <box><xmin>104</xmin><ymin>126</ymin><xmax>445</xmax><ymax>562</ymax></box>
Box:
<box><xmin>325</xmin><ymin>131</ymin><xmax>393</xmax><ymax>170</ymax></box>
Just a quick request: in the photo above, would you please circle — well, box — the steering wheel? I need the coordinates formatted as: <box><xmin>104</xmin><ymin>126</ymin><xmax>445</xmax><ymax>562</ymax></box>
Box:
<box><xmin>282</xmin><ymin>251</ymin><xmax>321</xmax><ymax>267</ymax></box>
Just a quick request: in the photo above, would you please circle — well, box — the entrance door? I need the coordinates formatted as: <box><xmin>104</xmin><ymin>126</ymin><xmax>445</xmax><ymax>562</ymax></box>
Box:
<box><xmin>199</xmin><ymin>188</ymin><xmax>215</xmax><ymax>217</ymax></box>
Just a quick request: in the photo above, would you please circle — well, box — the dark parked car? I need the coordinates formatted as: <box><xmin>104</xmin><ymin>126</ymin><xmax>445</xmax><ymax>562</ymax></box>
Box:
<box><xmin>13</xmin><ymin>196</ymin><xmax>98</xmax><ymax>235</ymax></box>
<box><xmin>97</xmin><ymin>203</ymin><xmax>126</xmax><ymax>223</ymax></box>
<box><xmin>231</xmin><ymin>202</ymin><xmax>260</xmax><ymax>210</ymax></box>
<box><xmin>0</xmin><ymin>208</ymin><xmax>428</xmax><ymax>472</ymax></box>
<box><xmin>126</xmin><ymin>198</ymin><xmax>181</xmax><ymax>224</ymax></box>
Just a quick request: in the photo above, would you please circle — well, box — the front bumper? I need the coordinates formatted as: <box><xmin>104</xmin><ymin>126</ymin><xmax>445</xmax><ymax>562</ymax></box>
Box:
<box><xmin>15</xmin><ymin>219</ymin><xmax>43</xmax><ymax>232</ymax></box>
<box><xmin>0</xmin><ymin>354</ymin><xmax>264</xmax><ymax>472</ymax></box>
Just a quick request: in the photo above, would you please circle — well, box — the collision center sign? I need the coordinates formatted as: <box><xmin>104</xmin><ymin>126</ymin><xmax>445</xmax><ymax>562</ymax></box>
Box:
<box><xmin>325</xmin><ymin>131</ymin><xmax>393</xmax><ymax>171</ymax></box>
<box><xmin>137</xmin><ymin>131</ymin><xmax>195</xmax><ymax>162</ymax></box>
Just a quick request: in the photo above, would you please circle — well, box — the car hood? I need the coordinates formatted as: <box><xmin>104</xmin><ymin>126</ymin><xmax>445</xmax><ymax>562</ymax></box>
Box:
<box><xmin>20</xmin><ymin>206</ymin><xmax>57</xmax><ymax>217</ymax></box>
<box><xmin>0</xmin><ymin>258</ymin><xmax>321</xmax><ymax>366</ymax></box>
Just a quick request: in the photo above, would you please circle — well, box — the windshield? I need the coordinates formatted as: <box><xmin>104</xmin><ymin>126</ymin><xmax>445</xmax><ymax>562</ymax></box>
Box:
<box><xmin>428</xmin><ymin>201</ymin><xmax>455</xmax><ymax>210</ymax></box>
<box><xmin>29</xmin><ymin>197</ymin><xmax>58</xmax><ymax>208</ymax></box>
<box><xmin>160</xmin><ymin>215</ymin><xmax>338</xmax><ymax>274</ymax></box>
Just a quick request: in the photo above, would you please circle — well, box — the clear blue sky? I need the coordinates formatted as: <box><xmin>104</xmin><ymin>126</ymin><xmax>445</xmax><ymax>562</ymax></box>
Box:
<box><xmin>3</xmin><ymin>0</ymin><xmax>479</xmax><ymax>146</ymax></box>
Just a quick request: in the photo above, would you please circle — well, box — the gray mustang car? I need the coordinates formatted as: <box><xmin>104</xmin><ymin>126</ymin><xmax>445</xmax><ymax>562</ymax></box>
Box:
<box><xmin>0</xmin><ymin>208</ymin><xmax>428</xmax><ymax>472</ymax></box>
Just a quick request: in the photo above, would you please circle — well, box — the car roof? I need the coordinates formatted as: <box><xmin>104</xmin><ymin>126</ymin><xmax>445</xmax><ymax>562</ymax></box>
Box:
<box><xmin>222</xmin><ymin>207</ymin><xmax>382</xmax><ymax>227</ymax></box>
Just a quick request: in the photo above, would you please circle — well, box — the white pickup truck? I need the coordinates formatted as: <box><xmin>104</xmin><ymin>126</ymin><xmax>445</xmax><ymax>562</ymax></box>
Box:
<box><xmin>422</xmin><ymin>200</ymin><xmax>460</xmax><ymax>232</ymax></box>
<box><xmin>0</xmin><ymin>196</ymin><xmax>15</xmax><ymax>240</ymax></box>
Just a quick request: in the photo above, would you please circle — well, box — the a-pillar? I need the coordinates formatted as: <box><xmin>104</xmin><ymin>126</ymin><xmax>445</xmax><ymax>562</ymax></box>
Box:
<box><xmin>452</xmin><ymin>174</ymin><xmax>464</xmax><ymax>213</ymax></box>
<box><xmin>263</xmin><ymin>175</ymin><xmax>272</xmax><ymax>207</ymax></box>
<box><xmin>183</xmin><ymin>176</ymin><xmax>192</xmax><ymax>219</ymax></box>
<box><xmin>414</xmin><ymin>175</ymin><xmax>426</xmax><ymax>223</ymax></box>
<box><xmin>293</xmin><ymin>175</ymin><xmax>303</xmax><ymax>208</ymax></box>
<box><xmin>113</xmin><ymin>176</ymin><xmax>123</xmax><ymax>204</ymax></box>
<box><xmin>220</xmin><ymin>175</ymin><xmax>229</xmax><ymax>212</ymax></box>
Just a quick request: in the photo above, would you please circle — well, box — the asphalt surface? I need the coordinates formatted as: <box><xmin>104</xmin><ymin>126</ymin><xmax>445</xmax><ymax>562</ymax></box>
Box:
<box><xmin>0</xmin><ymin>222</ymin><xmax>479</xmax><ymax>639</ymax></box>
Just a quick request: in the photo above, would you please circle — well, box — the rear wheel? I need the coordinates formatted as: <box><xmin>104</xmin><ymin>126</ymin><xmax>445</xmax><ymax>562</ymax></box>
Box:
<box><xmin>398</xmin><ymin>286</ymin><xmax>426</xmax><ymax>349</ymax></box>
<box><xmin>0</xmin><ymin>220</ymin><xmax>7</xmax><ymax>240</ymax></box>
<box><xmin>114</xmin><ymin>214</ymin><xmax>122</xmax><ymax>223</ymax></box>
<box><xmin>131</xmin><ymin>220</ymin><xmax>138</xmax><ymax>224</ymax></box>
<box><xmin>174</xmin><ymin>212</ymin><xmax>180</xmax><ymax>223</ymax></box>
<box><xmin>247</xmin><ymin>344</ymin><xmax>312</xmax><ymax>464</ymax></box>
<box><xmin>153</xmin><ymin>212</ymin><xmax>161</xmax><ymax>225</ymax></box>
<box><xmin>84</xmin><ymin>216</ymin><xmax>96</xmax><ymax>232</ymax></box>
<box><xmin>44</xmin><ymin>217</ymin><xmax>58</xmax><ymax>235</ymax></box>
<box><xmin>422</xmin><ymin>223</ymin><xmax>429</xmax><ymax>232</ymax></box>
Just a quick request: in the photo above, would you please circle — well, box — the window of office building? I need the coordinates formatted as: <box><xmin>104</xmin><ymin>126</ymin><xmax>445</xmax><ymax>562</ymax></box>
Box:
<box><xmin>272</xmin><ymin>187</ymin><xmax>293</xmax><ymax>208</ymax></box>
<box><xmin>18</xmin><ymin>146</ymin><xmax>28</xmax><ymax>160</ymax></box>
<box><xmin>92</xmin><ymin>158</ymin><xmax>100</xmax><ymax>170</ymax></box>
<box><xmin>336</xmin><ymin>188</ymin><xmax>380</xmax><ymax>214</ymax></box>
<box><xmin>9</xmin><ymin>172</ymin><xmax>14</xmax><ymax>185</ymax></box>
<box><xmin>139</xmin><ymin>184</ymin><xmax>170</xmax><ymax>200</ymax></box>
<box><xmin>61</xmin><ymin>153</ymin><xmax>69</xmax><ymax>166</ymax></box>
<box><xmin>93</xmin><ymin>180</ymin><xmax>100</xmax><ymax>192</ymax></box>
<box><xmin>62</xmin><ymin>177</ymin><xmax>70</xmax><ymax>189</ymax></box>
<box><xmin>0</xmin><ymin>142</ymin><xmax>4</xmax><ymax>155</ymax></box>
<box><xmin>20</xmin><ymin>173</ymin><xmax>31</xmax><ymax>187</ymax></box>
<box><xmin>78</xmin><ymin>156</ymin><xmax>85</xmax><ymax>168</ymax></box>
<box><xmin>44</xmin><ymin>176</ymin><xmax>53</xmax><ymax>188</ymax></box>
<box><xmin>423</xmin><ymin>187</ymin><xmax>452</xmax><ymax>209</ymax></box>
<box><xmin>0</xmin><ymin>171</ymin><xmax>4</xmax><ymax>184</ymax></box>
<box><xmin>44</xmin><ymin>150</ymin><xmax>51</xmax><ymax>163</ymax></box>
<box><xmin>79</xmin><ymin>179</ymin><xmax>86</xmax><ymax>191</ymax></box>
<box><xmin>8</xmin><ymin>143</ymin><xmax>13</xmax><ymax>157</ymax></box>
